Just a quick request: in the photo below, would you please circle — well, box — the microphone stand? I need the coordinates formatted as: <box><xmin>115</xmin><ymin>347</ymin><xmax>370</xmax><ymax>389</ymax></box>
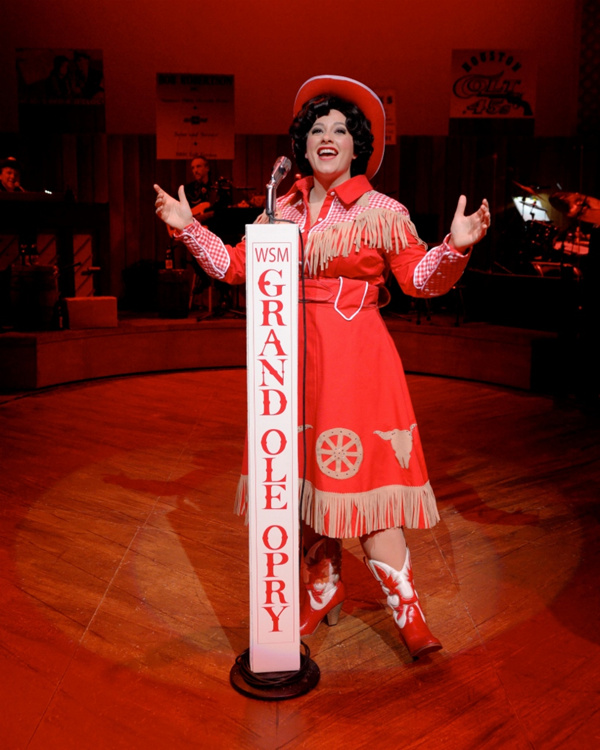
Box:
<box><xmin>265</xmin><ymin>157</ymin><xmax>291</xmax><ymax>223</ymax></box>
<box><xmin>266</xmin><ymin>180</ymin><xmax>277</xmax><ymax>224</ymax></box>
<box><xmin>230</xmin><ymin>155</ymin><xmax>320</xmax><ymax>701</ymax></box>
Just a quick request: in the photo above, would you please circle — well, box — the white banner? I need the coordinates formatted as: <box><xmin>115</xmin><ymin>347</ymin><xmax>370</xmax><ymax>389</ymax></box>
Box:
<box><xmin>376</xmin><ymin>89</ymin><xmax>397</xmax><ymax>145</ymax></box>
<box><xmin>245</xmin><ymin>222</ymin><xmax>300</xmax><ymax>674</ymax></box>
<box><xmin>156</xmin><ymin>73</ymin><xmax>234</xmax><ymax>160</ymax></box>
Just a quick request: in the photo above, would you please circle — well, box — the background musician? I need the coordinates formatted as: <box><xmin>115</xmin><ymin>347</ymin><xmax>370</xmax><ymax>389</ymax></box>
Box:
<box><xmin>179</xmin><ymin>154</ymin><xmax>231</xmax><ymax>313</ymax></box>
<box><xmin>184</xmin><ymin>155</ymin><xmax>215</xmax><ymax>226</ymax></box>
<box><xmin>0</xmin><ymin>157</ymin><xmax>26</xmax><ymax>193</ymax></box>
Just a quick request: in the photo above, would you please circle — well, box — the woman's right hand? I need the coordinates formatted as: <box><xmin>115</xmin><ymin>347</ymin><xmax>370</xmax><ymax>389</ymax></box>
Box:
<box><xmin>153</xmin><ymin>184</ymin><xmax>194</xmax><ymax>232</ymax></box>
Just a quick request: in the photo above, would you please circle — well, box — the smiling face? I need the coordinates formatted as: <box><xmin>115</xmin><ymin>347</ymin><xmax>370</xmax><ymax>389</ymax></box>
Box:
<box><xmin>0</xmin><ymin>167</ymin><xmax>18</xmax><ymax>191</ymax></box>
<box><xmin>305</xmin><ymin>109</ymin><xmax>356</xmax><ymax>189</ymax></box>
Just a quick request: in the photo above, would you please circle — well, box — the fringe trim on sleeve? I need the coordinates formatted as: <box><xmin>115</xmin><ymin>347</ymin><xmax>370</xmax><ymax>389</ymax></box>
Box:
<box><xmin>233</xmin><ymin>475</ymin><xmax>440</xmax><ymax>536</ymax></box>
<box><xmin>306</xmin><ymin>209</ymin><xmax>426</xmax><ymax>276</ymax></box>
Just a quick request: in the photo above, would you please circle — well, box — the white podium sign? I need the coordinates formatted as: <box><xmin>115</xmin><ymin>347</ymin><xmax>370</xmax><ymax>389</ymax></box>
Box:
<box><xmin>245</xmin><ymin>222</ymin><xmax>300</xmax><ymax>674</ymax></box>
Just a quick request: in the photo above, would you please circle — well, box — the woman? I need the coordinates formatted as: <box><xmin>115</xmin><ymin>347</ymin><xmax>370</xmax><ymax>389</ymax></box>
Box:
<box><xmin>154</xmin><ymin>75</ymin><xmax>490</xmax><ymax>659</ymax></box>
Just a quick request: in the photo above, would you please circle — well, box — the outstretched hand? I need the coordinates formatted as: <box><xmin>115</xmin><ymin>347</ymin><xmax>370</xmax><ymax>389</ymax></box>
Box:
<box><xmin>449</xmin><ymin>196</ymin><xmax>491</xmax><ymax>253</ymax></box>
<box><xmin>154</xmin><ymin>184</ymin><xmax>194</xmax><ymax>232</ymax></box>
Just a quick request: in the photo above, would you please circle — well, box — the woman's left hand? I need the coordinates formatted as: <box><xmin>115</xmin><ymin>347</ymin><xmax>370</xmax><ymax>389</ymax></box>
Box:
<box><xmin>449</xmin><ymin>196</ymin><xmax>491</xmax><ymax>253</ymax></box>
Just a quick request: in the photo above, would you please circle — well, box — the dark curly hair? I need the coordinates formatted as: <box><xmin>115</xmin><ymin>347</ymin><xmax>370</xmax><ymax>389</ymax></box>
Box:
<box><xmin>289</xmin><ymin>95</ymin><xmax>374</xmax><ymax>177</ymax></box>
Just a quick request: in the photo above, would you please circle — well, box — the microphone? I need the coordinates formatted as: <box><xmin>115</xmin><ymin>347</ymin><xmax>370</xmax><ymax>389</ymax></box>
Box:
<box><xmin>266</xmin><ymin>156</ymin><xmax>292</xmax><ymax>222</ymax></box>
<box><xmin>268</xmin><ymin>156</ymin><xmax>292</xmax><ymax>188</ymax></box>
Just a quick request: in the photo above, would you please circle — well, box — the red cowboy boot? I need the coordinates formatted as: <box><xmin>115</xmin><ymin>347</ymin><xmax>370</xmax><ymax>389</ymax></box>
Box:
<box><xmin>300</xmin><ymin>538</ymin><xmax>346</xmax><ymax>636</ymax></box>
<box><xmin>365</xmin><ymin>549</ymin><xmax>442</xmax><ymax>659</ymax></box>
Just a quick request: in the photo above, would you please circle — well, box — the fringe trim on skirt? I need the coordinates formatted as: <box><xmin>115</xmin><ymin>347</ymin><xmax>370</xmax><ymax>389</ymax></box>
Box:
<box><xmin>234</xmin><ymin>475</ymin><xmax>440</xmax><ymax>537</ymax></box>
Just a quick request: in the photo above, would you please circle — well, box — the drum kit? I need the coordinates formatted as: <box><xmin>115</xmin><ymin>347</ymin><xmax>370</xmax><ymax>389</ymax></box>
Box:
<box><xmin>512</xmin><ymin>181</ymin><xmax>600</xmax><ymax>270</ymax></box>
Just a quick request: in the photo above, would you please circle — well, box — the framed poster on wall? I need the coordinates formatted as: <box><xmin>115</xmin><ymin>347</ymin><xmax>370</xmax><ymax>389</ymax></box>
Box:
<box><xmin>16</xmin><ymin>48</ymin><xmax>105</xmax><ymax>133</ymax></box>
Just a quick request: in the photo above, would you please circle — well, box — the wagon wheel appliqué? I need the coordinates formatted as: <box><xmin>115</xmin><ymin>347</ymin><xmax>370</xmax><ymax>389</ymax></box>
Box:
<box><xmin>316</xmin><ymin>428</ymin><xmax>363</xmax><ymax>479</ymax></box>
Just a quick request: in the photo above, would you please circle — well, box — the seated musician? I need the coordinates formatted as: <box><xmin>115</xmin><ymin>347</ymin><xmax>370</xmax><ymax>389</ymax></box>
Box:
<box><xmin>0</xmin><ymin>157</ymin><xmax>25</xmax><ymax>193</ymax></box>
<box><xmin>181</xmin><ymin>155</ymin><xmax>231</xmax><ymax>312</ymax></box>
<box><xmin>184</xmin><ymin>155</ymin><xmax>215</xmax><ymax>225</ymax></box>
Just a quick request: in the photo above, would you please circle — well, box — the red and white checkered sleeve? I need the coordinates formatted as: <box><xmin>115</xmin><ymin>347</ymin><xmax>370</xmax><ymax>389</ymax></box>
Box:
<box><xmin>413</xmin><ymin>235</ymin><xmax>472</xmax><ymax>296</ymax></box>
<box><xmin>172</xmin><ymin>220</ymin><xmax>230</xmax><ymax>280</ymax></box>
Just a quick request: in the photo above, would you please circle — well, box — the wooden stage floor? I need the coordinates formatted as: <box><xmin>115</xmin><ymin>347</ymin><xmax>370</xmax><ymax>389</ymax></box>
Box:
<box><xmin>1</xmin><ymin>369</ymin><xmax>599</xmax><ymax>749</ymax></box>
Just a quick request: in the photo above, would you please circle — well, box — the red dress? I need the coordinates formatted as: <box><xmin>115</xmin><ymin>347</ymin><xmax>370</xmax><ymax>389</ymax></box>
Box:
<box><xmin>175</xmin><ymin>175</ymin><xmax>471</xmax><ymax>538</ymax></box>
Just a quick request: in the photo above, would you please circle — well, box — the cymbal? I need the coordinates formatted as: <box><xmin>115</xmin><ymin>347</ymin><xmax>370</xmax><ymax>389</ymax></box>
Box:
<box><xmin>512</xmin><ymin>180</ymin><xmax>538</xmax><ymax>196</ymax></box>
<box><xmin>550</xmin><ymin>191</ymin><xmax>600</xmax><ymax>223</ymax></box>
